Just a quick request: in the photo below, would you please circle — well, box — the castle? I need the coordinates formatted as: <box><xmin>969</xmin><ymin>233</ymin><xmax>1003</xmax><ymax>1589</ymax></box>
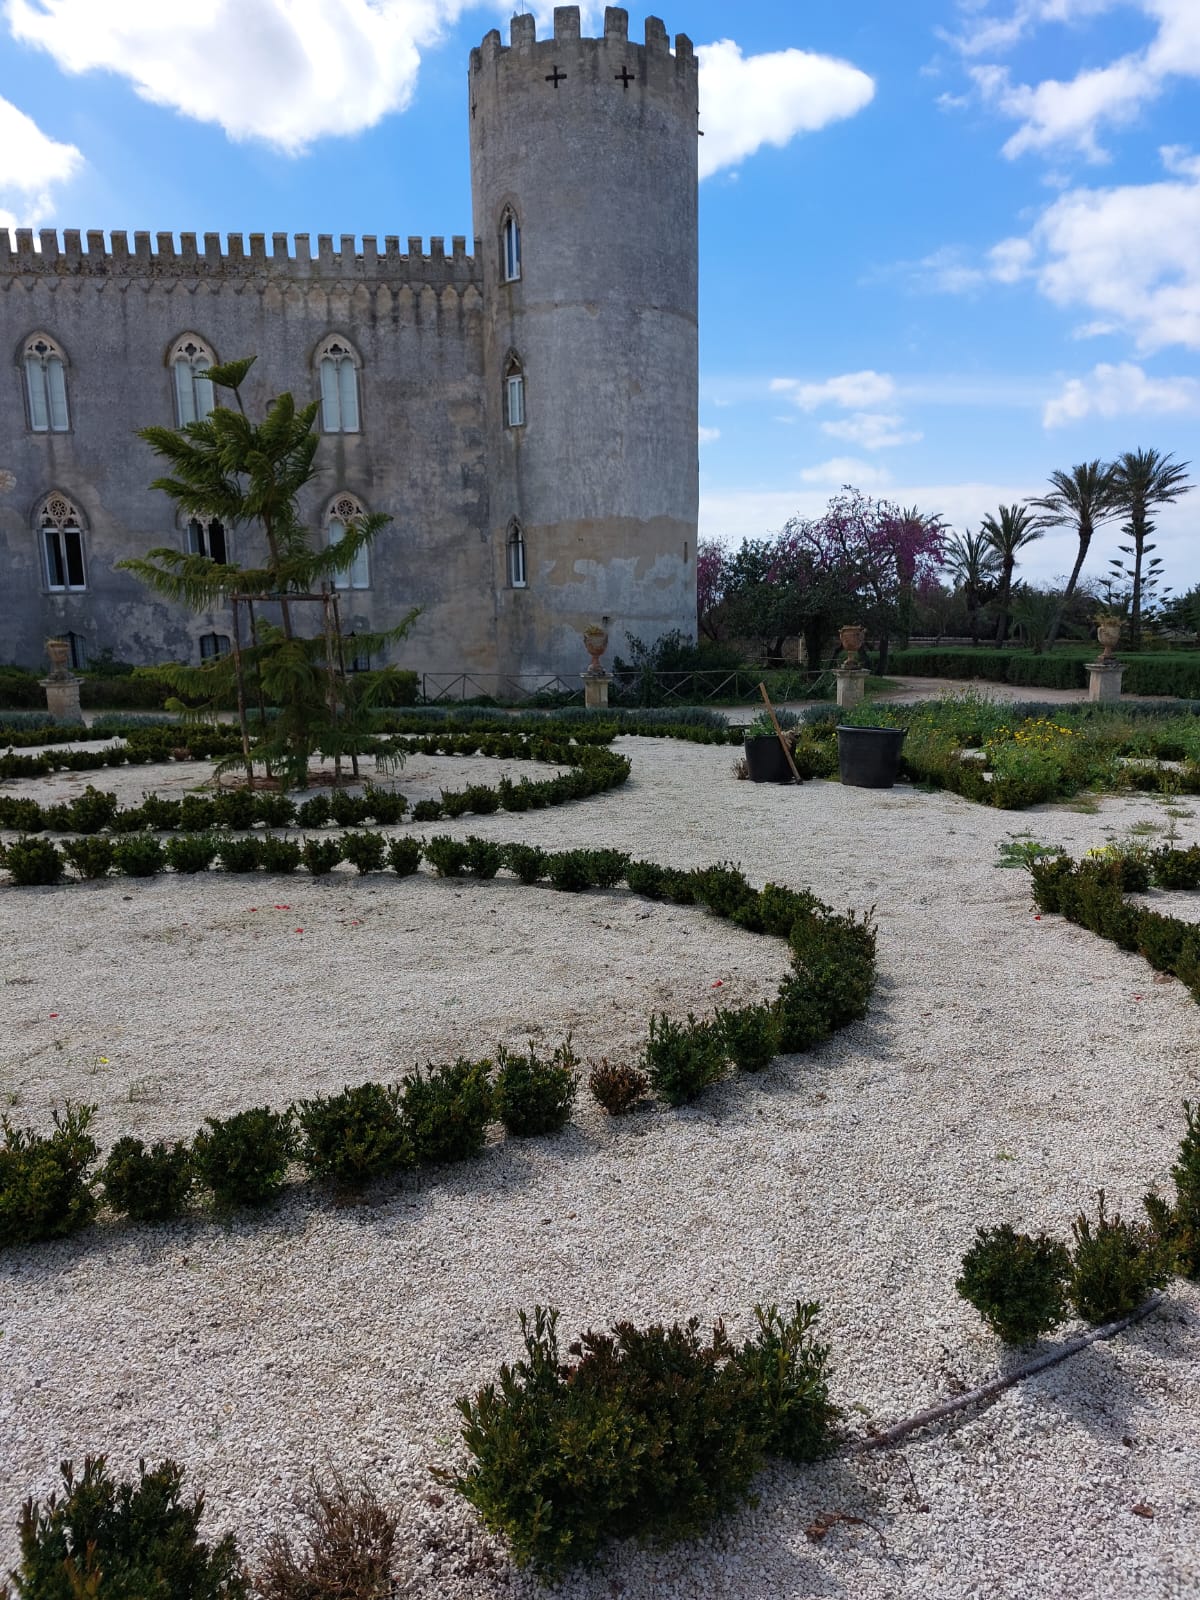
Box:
<box><xmin>0</xmin><ymin>7</ymin><xmax>699</xmax><ymax>689</ymax></box>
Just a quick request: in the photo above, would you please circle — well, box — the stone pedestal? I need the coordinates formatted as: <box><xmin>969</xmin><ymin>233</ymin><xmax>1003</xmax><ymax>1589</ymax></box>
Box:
<box><xmin>1087</xmin><ymin>660</ymin><xmax>1124</xmax><ymax>703</ymax></box>
<box><xmin>41</xmin><ymin>674</ymin><xmax>83</xmax><ymax>723</ymax></box>
<box><xmin>582</xmin><ymin>672</ymin><xmax>611</xmax><ymax>709</ymax></box>
<box><xmin>834</xmin><ymin>667</ymin><xmax>868</xmax><ymax>711</ymax></box>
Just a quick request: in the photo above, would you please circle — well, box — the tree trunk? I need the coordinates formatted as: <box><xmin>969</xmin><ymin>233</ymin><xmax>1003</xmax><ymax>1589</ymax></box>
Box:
<box><xmin>995</xmin><ymin>566</ymin><xmax>1014</xmax><ymax>644</ymax></box>
<box><xmin>1047</xmin><ymin>527</ymin><xmax>1092</xmax><ymax>649</ymax></box>
<box><xmin>1130</xmin><ymin>517</ymin><xmax>1145</xmax><ymax>651</ymax></box>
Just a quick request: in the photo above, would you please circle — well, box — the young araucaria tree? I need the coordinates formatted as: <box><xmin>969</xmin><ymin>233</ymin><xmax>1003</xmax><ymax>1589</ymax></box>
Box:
<box><xmin>119</xmin><ymin>357</ymin><xmax>417</xmax><ymax>789</ymax></box>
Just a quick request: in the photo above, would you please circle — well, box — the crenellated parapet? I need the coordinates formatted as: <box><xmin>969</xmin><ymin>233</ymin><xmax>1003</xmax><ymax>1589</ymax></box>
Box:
<box><xmin>469</xmin><ymin>6</ymin><xmax>696</xmax><ymax>93</ymax></box>
<box><xmin>0</xmin><ymin>229</ymin><xmax>481</xmax><ymax>288</ymax></box>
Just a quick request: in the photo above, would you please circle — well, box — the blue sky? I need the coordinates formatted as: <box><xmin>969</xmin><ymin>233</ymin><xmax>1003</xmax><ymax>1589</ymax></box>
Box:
<box><xmin>2</xmin><ymin>0</ymin><xmax>1197</xmax><ymax>592</ymax></box>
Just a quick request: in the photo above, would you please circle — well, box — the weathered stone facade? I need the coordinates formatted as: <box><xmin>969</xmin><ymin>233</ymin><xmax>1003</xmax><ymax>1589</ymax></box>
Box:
<box><xmin>0</xmin><ymin>6</ymin><xmax>698</xmax><ymax>686</ymax></box>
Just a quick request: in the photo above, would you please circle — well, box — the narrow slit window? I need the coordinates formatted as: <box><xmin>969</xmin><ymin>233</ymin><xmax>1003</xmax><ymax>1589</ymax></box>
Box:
<box><xmin>504</xmin><ymin>360</ymin><xmax>526</xmax><ymax>428</ymax></box>
<box><xmin>501</xmin><ymin>210</ymin><xmax>521</xmax><ymax>283</ymax></box>
<box><xmin>507</xmin><ymin>521</ymin><xmax>527</xmax><ymax>589</ymax></box>
<box><xmin>24</xmin><ymin>336</ymin><xmax>70</xmax><ymax>433</ymax></box>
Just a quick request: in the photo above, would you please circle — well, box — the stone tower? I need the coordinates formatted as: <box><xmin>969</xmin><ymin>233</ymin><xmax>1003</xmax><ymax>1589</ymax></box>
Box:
<box><xmin>469</xmin><ymin>6</ymin><xmax>699</xmax><ymax>679</ymax></box>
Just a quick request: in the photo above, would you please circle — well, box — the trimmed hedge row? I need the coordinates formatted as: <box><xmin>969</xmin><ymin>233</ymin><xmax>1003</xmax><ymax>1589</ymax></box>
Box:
<box><xmin>890</xmin><ymin>648</ymin><xmax>1200</xmax><ymax>697</ymax></box>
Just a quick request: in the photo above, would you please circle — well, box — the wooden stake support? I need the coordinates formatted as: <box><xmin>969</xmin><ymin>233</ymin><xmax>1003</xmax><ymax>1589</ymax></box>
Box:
<box><xmin>757</xmin><ymin>681</ymin><xmax>803</xmax><ymax>784</ymax></box>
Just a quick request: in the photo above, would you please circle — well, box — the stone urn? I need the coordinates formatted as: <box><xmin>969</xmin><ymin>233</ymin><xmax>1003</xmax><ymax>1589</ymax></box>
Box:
<box><xmin>838</xmin><ymin>624</ymin><xmax>867</xmax><ymax>667</ymax></box>
<box><xmin>582</xmin><ymin>625</ymin><xmax>609</xmax><ymax>675</ymax></box>
<box><xmin>45</xmin><ymin>637</ymin><xmax>71</xmax><ymax>678</ymax></box>
<box><xmin>1096</xmin><ymin>618</ymin><xmax>1121</xmax><ymax>661</ymax></box>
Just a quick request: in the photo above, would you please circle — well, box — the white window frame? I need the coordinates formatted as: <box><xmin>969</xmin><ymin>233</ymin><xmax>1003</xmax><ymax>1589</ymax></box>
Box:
<box><xmin>505</xmin><ymin>365</ymin><xmax>526</xmax><ymax>429</ymax></box>
<box><xmin>501</xmin><ymin>210</ymin><xmax>521</xmax><ymax>283</ymax></box>
<box><xmin>507</xmin><ymin>521</ymin><xmax>527</xmax><ymax>589</ymax></box>
<box><xmin>327</xmin><ymin>493</ymin><xmax>371</xmax><ymax>590</ymax></box>
<box><xmin>39</xmin><ymin>493</ymin><xmax>87</xmax><ymax>592</ymax></box>
<box><xmin>170</xmin><ymin>334</ymin><xmax>217</xmax><ymax>427</ymax></box>
<box><xmin>316</xmin><ymin>336</ymin><xmax>361</xmax><ymax>434</ymax></box>
<box><xmin>24</xmin><ymin>334</ymin><xmax>70</xmax><ymax>433</ymax></box>
<box><xmin>186</xmin><ymin>516</ymin><xmax>228</xmax><ymax>563</ymax></box>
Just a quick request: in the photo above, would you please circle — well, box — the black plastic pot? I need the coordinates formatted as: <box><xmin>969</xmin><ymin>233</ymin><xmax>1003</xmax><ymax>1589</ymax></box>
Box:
<box><xmin>744</xmin><ymin>734</ymin><xmax>791</xmax><ymax>784</ymax></box>
<box><xmin>836</xmin><ymin>725</ymin><xmax>907</xmax><ymax>789</ymax></box>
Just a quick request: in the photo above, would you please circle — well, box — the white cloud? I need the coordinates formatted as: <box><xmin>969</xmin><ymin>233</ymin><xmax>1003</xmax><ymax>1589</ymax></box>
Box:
<box><xmin>821</xmin><ymin>412</ymin><xmax>924</xmax><ymax>450</ymax></box>
<box><xmin>799</xmin><ymin>456</ymin><xmax>892</xmax><ymax>488</ymax></box>
<box><xmin>695</xmin><ymin>39</ymin><xmax>874</xmax><ymax>180</ymax></box>
<box><xmin>698</xmin><ymin>425</ymin><xmax>721</xmax><ymax>444</ymax></box>
<box><xmin>0</xmin><ymin>94</ymin><xmax>81</xmax><ymax>232</ymax></box>
<box><xmin>4</xmin><ymin>0</ymin><xmax>473</xmax><ymax>153</ymax></box>
<box><xmin>1043</xmin><ymin>361</ymin><xmax>1200</xmax><ymax>426</ymax></box>
<box><xmin>771</xmin><ymin>370</ymin><xmax>896</xmax><ymax>411</ymax></box>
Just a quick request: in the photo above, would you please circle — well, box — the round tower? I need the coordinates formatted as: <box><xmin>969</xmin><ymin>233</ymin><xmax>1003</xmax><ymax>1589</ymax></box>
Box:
<box><xmin>469</xmin><ymin>5</ymin><xmax>698</xmax><ymax>682</ymax></box>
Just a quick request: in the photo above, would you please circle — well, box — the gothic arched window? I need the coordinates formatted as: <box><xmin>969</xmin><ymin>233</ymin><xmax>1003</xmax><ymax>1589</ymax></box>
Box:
<box><xmin>37</xmin><ymin>492</ymin><xmax>87</xmax><ymax>592</ymax></box>
<box><xmin>327</xmin><ymin>492</ymin><xmax>371</xmax><ymax>590</ymax></box>
<box><xmin>170</xmin><ymin>334</ymin><xmax>217</xmax><ymax>427</ymax></box>
<box><xmin>316</xmin><ymin>335</ymin><xmax>361</xmax><ymax>434</ymax></box>
<box><xmin>24</xmin><ymin>334</ymin><xmax>70</xmax><ymax>433</ymax></box>
<box><xmin>503</xmin><ymin>352</ymin><xmax>526</xmax><ymax>428</ymax></box>
<box><xmin>186</xmin><ymin>516</ymin><xmax>228</xmax><ymax>563</ymax></box>
<box><xmin>500</xmin><ymin>208</ymin><xmax>521</xmax><ymax>283</ymax></box>
<box><xmin>507</xmin><ymin>520</ymin><xmax>527</xmax><ymax>589</ymax></box>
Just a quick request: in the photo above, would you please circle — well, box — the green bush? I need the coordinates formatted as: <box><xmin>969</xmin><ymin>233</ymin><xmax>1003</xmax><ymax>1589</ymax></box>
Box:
<box><xmin>192</xmin><ymin>1107</ymin><xmax>297</xmax><ymax>1210</ymax></box>
<box><xmin>494</xmin><ymin>1040</ymin><xmax>578</xmax><ymax>1136</ymax></box>
<box><xmin>386</xmin><ymin>836</ymin><xmax>422</xmax><ymax>876</ymax></box>
<box><xmin>955</xmin><ymin>1224</ymin><xmax>1072</xmax><ymax>1344</ymax></box>
<box><xmin>137</xmin><ymin>794</ymin><xmax>184</xmax><ymax>831</ymax></box>
<box><xmin>400</xmin><ymin>1058</ymin><xmax>494</xmax><ymax>1166</ymax></box>
<box><xmin>166</xmin><ymin>833</ymin><xmax>219</xmax><ymax>874</ymax></box>
<box><xmin>340</xmin><ymin>830</ymin><xmax>387</xmax><ymax>875</ymax></box>
<box><xmin>463</xmin><ymin>836</ymin><xmax>504</xmax><ymax>879</ymax></box>
<box><xmin>212</xmin><ymin>789</ymin><xmax>258</xmax><ymax>829</ymax></box>
<box><xmin>259</xmin><ymin>835</ymin><xmax>303</xmax><ymax>874</ymax></box>
<box><xmin>64</xmin><ymin>785</ymin><xmax>120</xmax><ymax>833</ymax></box>
<box><xmin>788</xmin><ymin>910</ymin><xmax>877</xmax><ymax>1032</ymax></box>
<box><xmin>296</xmin><ymin>1082</ymin><xmax>412</xmax><ymax>1187</ymax></box>
<box><xmin>501</xmin><ymin>843</ymin><xmax>546</xmax><ymax>885</ymax></box>
<box><xmin>362</xmin><ymin>786</ymin><xmax>407</xmax><ymax>824</ymax></box>
<box><xmin>0</xmin><ymin>1103</ymin><xmax>99</xmax><ymax>1247</ymax></box>
<box><xmin>587</xmin><ymin>1058</ymin><xmax>649</xmax><ymax>1115</ymax></box>
<box><xmin>641</xmin><ymin>1012</ymin><xmax>726</xmax><ymax>1106</ymax></box>
<box><xmin>1144</xmin><ymin>1101</ymin><xmax>1200</xmax><ymax>1277</ymax></box>
<box><xmin>410</xmin><ymin>799</ymin><xmax>443</xmax><ymax>823</ymax></box>
<box><xmin>443</xmin><ymin>1300</ymin><xmax>835</xmax><ymax>1581</ymax></box>
<box><xmin>296</xmin><ymin>794</ymin><xmax>332</xmax><ymax>828</ymax></box>
<box><xmin>691</xmin><ymin>863</ymin><xmax>757</xmax><ymax>921</ymax></box>
<box><xmin>2</xmin><ymin>835</ymin><xmax>64</xmax><ymax>886</ymax></box>
<box><xmin>1069</xmin><ymin>1191</ymin><xmax>1171</xmax><ymax>1323</ymax></box>
<box><xmin>624</xmin><ymin>860</ymin><xmax>671</xmax><ymax>899</ymax></box>
<box><xmin>113</xmin><ymin>834</ymin><xmax>166</xmax><ymax>878</ymax></box>
<box><xmin>62</xmin><ymin>835</ymin><xmax>115</xmax><ymax>880</ymax></box>
<box><xmin>101</xmin><ymin>1136</ymin><xmax>194</xmax><ymax>1223</ymax></box>
<box><xmin>7</xmin><ymin>1455</ymin><xmax>247</xmax><ymax>1599</ymax></box>
<box><xmin>301</xmin><ymin>837</ymin><xmax>343</xmax><ymax>876</ymax></box>
<box><xmin>423</xmin><ymin>836</ymin><xmax>470</xmax><ymax>877</ymax></box>
<box><xmin>773</xmin><ymin>974</ymin><xmax>831</xmax><ymax>1053</ymax></box>
<box><xmin>216</xmin><ymin>836</ymin><xmax>264</xmax><ymax>873</ymax></box>
<box><xmin>329</xmin><ymin>790</ymin><xmax>369</xmax><ymax>827</ymax></box>
<box><xmin>717</xmin><ymin>1003</ymin><xmax>781</xmax><ymax>1073</ymax></box>
<box><xmin>179</xmin><ymin>795</ymin><xmax>219</xmax><ymax>831</ymax></box>
<box><xmin>545</xmin><ymin>849</ymin><xmax>596</xmax><ymax>892</ymax></box>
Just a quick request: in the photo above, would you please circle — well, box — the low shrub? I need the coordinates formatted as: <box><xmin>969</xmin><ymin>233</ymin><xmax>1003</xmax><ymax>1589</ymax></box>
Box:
<box><xmin>259</xmin><ymin>835</ymin><xmax>303</xmax><ymax>874</ymax></box>
<box><xmin>789</xmin><ymin>910</ymin><xmax>877</xmax><ymax>1032</ymax></box>
<box><xmin>463</xmin><ymin>836</ymin><xmax>504</xmax><ymax>879</ymax></box>
<box><xmin>423</xmin><ymin>836</ymin><xmax>470</xmax><ymax>878</ymax></box>
<box><xmin>330</xmin><ymin>790</ymin><xmax>369</xmax><ymax>827</ymax></box>
<box><xmin>0</xmin><ymin>1103</ymin><xmax>99</xmax><ymax>1247</ymax></box>
<box><xmin>179</xmin><ymin>795</ymin><xmax>219</xmax><ymax>831</ymax></box>
<box><xmin>494</xmin><ymin>1040</ymin><xmax>579</xmax><ymax>1136</ymax></box>
<box><xmin>113</xmin><ymin>833</ymin><xmax>166</xmax><ymax>878</ymax></box>
<box><xmin>641</xmin><ymin>1012</ymin><xmax>726</xmax><ymax>1106</ymax></box>
<box><xmin>400</xmin><ymin>1057</ymin><xmax>494</xmax><ymax>1166</ymax></box>
<box><xmin>545</xmin><ymin>849</ymin><xmax>596</xmax><ymax>893</ymax></box>
<box><xmin>212</xmin><ymin>789</ymin><xmax>258</xmax><ymax>830</ymax></box>
<box><xmin>501</xmin><ymin>843</ymin><xmax>546</xmax><ymax>885</ymax></box>
<box><xmin>410</xmin><ymin>799</ymin><xmax>443</xmax><ymax>823</ymax></box>
<box><xmin>717</xmin><ymin>1003</ymin><xmax>781</xmax><ymax>1073</ymax></box>
<box><xmin>296</xmin><ymin>794</ymin><xmax>332</xmax><ymax>828</ymax></box>
<box><xmin>137</xmin><ymin>794</ymin><xmax>184</xmax><ymax>831</ymax></box>
<box><xmin>1070</xmin><ymin>1191</ymin><xmax>1171</xmax><ymax>1323</ymax></box>
<box><xmin>297</xmin><ymin>1083</ymin><xmax>412</xmax><ymax>1187</ymax></box>
<box><xmin>216</xmin><ymin>836</ymin><xmax>264</xmax><ymax>873</ymax></box>
<box><xmin>2</xmin><ymin>835</ymin><xmax>64</xmax><ymax>886</ymax></box>
<box><xmin>101</xmin><ymin>1136</ymin><xmax>194</xmax><ymax>1223</ymax></box>
<box><xmin>165</xmin><ymin>833</ymin><xmax>219</xmax><ymax>874</ymax></box>
<box><xmin>691</xmin><ymin>863</ymin><xmax>756</xmax><ymax>920</ymax></box>
<box><xmin>301</xmin><ymin>837</ymin><xmax>343</xmax><ymax>876</ymax></box>
<box><xmin>955</xmin><ymin>1223</ymin><xmax>1072</xmax><ymax>1344</ymax></box>
<box><xmin>253</xmin><ymin>1470</ymin><xmax>396</xmax><ymax>1600</ymax></box>
<box><xmin>386</xmin><ymin>837</ymin><xmax>422</xmax><ymax>876</ymax></box>
<box><xmin>624</xmin><ymin>860</ymin><xmax>670</xmax><ymax>899</ymax></box>
<box><xmin>363</xmin><ymin>787</ymin><xmax>407</xmax><ymax>824</ymax></box>
<box><xmin>1144</xmin><ymin>1101</ymin><xmax>1200</xmax><ymax>1277</ymax></box>
<box><xmin>64</xmin><ymin>784</ymin><xmax>120</xmax><ymax>833</ymax></box>
<box><xmin>588</xmin><ymin>1058</ymin><xmax>649</xmax><ymax>1115</ymax></box>
<box><xmin>442</xmin><ymin>1300</ymin><xmax>835</xmax><ymax>1581</ymax></box>
<box><xmin>8</xmin><ymin>1455</ymin><xmax>247</xmax><ymax>1599</ymax></box>
<box><xmin>62</xmin><ymin>835</ymin><xmax>115</xmax><ymax>880</ymax></box>
<box><xmin>773</xmin><ymin>974</ymin><xmax>831</xmax><ymax>1053</ymax></box>
<box><xmin>192</xmin><ymin>1107</ymin><xmax>297</xmax><ymax>1210</ymax></box>
<box><xmin>340</xmin><ymin>831</ymin><xmax>387</xmax><ymax>875</ymax></box>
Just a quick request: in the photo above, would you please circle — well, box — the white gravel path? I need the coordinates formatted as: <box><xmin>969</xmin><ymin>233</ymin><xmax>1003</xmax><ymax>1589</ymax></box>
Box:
<box><xmin>2</xmin><ymin>734</ymin><xmax>1199</xmax><ymax>1599</ymax></box>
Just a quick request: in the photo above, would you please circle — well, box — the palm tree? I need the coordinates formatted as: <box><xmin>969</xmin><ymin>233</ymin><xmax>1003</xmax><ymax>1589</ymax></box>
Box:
<box><xmin>1110</xmin><ymin>449</ymin><xmax>1193</xmax><ymax>648</ymax></box>
<box><xmin>981</xmin><ymin>503</ymin><xmax>1042</xmax><ymax>643</ymax></box>
<box><xmin>1029</xmin><ymin>460</ymin><xmax>1118</xmax><ymax>647</ymax></box>
<box><xmin>944</xmin><ymin>528</ymin><xmax>1000</xmax><ymax>644</ymax></box>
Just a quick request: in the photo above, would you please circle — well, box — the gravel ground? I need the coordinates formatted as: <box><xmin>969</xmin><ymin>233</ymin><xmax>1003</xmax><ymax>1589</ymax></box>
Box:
<box><xmin>2</xmin><ymin>734</ymin><xmax>1199</xmax><ymax>1599</ymax></box>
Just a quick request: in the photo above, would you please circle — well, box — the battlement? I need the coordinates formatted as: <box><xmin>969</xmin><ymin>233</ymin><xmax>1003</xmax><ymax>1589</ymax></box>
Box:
<box><xmin>470</xmin><ymin>7</ymin><xmax>695</xmax><ymax>82</ymax></box>
<box><xmin>0</xmin><ymin>229</ymin><xmax>482</xmax><ymax>286</ymax></box>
